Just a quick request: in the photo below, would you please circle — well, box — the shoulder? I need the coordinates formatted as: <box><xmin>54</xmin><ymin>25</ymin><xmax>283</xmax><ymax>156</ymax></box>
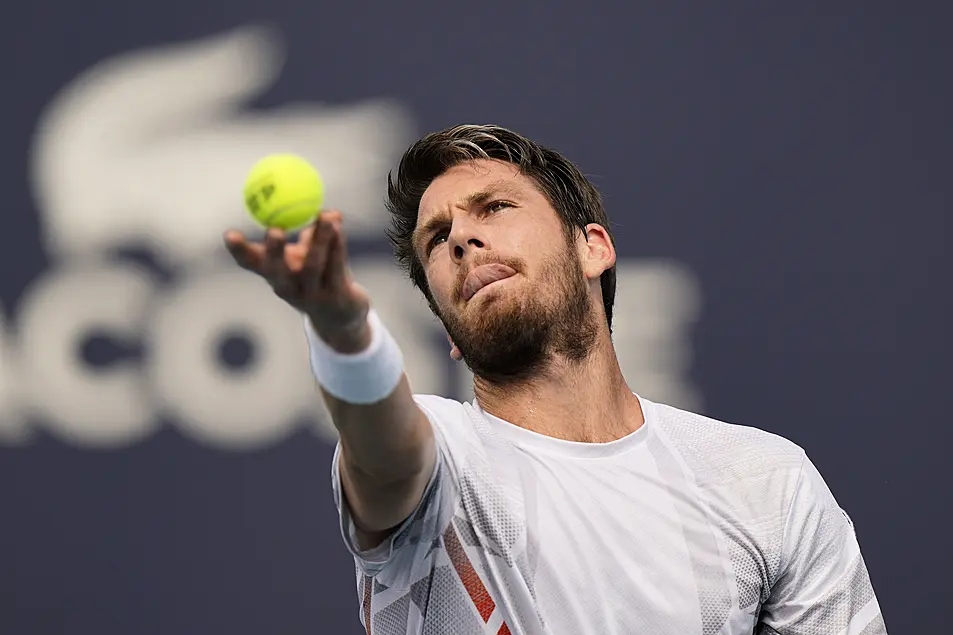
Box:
<box><xmin>647</xmin><ymin>400</ymin><xmax>807</xmax><ymax>485</ymax></box>
<box><xmin>647</xmin><ymin>400</ymin><xmax>812</xmax><ymax>579</ymax></box>
<box><xmin>412</xmin><ymin>394</ymin><xmax>486</xmax><ymax>454</ymax></box>
<box><xmin>412</xmin><ymin>393</ymin><xmax>469</xmax><ymax>427</ymax></box>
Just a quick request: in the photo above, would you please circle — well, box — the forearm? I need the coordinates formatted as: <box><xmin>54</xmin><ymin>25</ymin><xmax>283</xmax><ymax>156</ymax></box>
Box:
<box><xmin>225</xmin><ymin>212</ymin><xmax>436</xmax><ymax>541</ymax></box>
<box><xmin>337</xmin><ymin>418</ymin><xmax>437</xmax><ymax>536</ymax></box>
<box><xmin>324</xmin><ymin>375</ymin><xmax>435</xmax><ymax>482</ymax></box>
<box><xmin>307</xmin><ymin>309</ymin><xmax>436</xmax><ymax>534</ymax></box>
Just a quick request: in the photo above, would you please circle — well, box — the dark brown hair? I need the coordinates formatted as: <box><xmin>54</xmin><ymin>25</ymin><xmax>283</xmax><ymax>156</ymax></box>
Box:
<box><xmin>385</xmin><ymin>124</ymin><xmax>617</xmax><ymax>329</ymax></box>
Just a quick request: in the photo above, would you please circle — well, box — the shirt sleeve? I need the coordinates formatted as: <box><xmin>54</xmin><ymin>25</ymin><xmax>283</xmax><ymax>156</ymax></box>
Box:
<box><xmin>329</xmin><ymin>399</ymin><xmax>455</xmax><ymax>584</ymax></box>
<box><xmin>759</xmin><ymin>455</ymin><xmax>887</xmax><ymax>634</ymax></box>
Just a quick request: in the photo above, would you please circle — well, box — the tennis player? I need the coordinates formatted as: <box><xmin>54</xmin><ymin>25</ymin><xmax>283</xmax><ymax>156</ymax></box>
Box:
<box><xmin>224</xmin><ymin>125</ymin><xmax>886</xmax><ymax>635</ymax></box>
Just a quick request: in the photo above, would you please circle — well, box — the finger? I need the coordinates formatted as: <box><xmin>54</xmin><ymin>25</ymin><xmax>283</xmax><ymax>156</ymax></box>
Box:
<box><xmin>223</xmin><ymin>231</ymin><xmax>264</xmax><ymax>272</ymax></box>
<box><xmin>323</xmin><ymin>218</ymin><xmax>350</xmax><ymax>289</ymax></box>
<box><xmin>302</xmin><ymin>214</ymin><xmax>338</xmax><ymax>284</ymax></box>
<box><xmin>262</xmin><ymin>229</ymin><xmax>287</xmax><ymax>271</ymax></box>
<box><xmin>297</xmin><ymin>223</ymin><xmax>316</xmax><ymax>249</ymax></box>
<box><xmin>280</xmin><ymin>223</ymin><xmax>313</xmax><ymax>269</ymax></box>
<box><xmin>319</xmin><ymin>209</ymin><xmax>343</xmax><ymax>225</ymax></box>
<box><xmin>262</xmin><ymin>229</ymin><xmax>296</xmax><ymax>297</ymax></box>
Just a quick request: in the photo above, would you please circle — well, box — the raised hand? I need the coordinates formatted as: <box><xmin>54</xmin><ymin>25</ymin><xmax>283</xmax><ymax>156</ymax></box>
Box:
<box><xmin>223</xmin><ymin>210</ymin><xmax>372</xmax><ymax>353</ymax></box>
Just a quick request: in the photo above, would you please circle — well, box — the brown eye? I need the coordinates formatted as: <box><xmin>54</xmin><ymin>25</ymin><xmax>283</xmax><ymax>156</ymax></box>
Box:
<box><xmin>428</xmin><ymin>231</ymin><xmax>448</xmax><ymax>254</ymax></box>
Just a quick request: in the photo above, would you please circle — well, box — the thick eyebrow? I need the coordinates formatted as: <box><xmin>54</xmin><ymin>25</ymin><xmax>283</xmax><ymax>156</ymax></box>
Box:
<box><xmin>413</xmin><ymin>180</ymin><xmax>525</xmax><ymax>253</ymax></box>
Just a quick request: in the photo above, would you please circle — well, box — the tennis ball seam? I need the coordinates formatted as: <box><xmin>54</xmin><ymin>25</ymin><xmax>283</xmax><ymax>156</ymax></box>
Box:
<box><xmin>261</xmin><ymin>200</ymin><xmax>321</xmax><ymax>226</ymax></box>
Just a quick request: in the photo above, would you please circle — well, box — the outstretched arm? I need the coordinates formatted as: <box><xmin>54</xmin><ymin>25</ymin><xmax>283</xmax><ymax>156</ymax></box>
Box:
<box><xmin>225</xmin><ymin>211</ymin><xmax>436</xmax><ymax>549</ymax></box>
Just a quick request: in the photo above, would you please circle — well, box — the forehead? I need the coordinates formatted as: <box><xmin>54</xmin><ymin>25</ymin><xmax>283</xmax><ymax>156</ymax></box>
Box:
<box><xmin>417</xmin><ymin>159</ymin><xmax>542</xmax><ymax>220</ymax></box>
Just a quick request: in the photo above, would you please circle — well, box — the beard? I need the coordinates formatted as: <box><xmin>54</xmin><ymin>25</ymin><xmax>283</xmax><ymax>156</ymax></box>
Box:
<box><xmin>437</xmin><ymin>245</ymin><xmax>600</xmax><ymax>385</ymax></box>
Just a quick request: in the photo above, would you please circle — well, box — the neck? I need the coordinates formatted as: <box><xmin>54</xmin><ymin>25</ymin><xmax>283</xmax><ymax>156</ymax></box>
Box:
<box><xmin>472</xmin><ymin>329</ymin><xmax>644</xmax><ymax>443</ymax></box>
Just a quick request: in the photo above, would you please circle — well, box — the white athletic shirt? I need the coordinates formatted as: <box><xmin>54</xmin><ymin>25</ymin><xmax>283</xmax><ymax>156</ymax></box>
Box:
<box><xmin>330</xmin><ymin>394</ymin><xmax>886</xmax><ymax>635</ymax></box>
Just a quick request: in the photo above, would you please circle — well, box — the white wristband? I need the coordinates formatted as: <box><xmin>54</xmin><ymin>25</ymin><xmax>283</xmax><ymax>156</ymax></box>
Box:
<box><xmin>304</xmin><ymin>309</ymin><xmax>405</xmax><ymax>405</ymax></box>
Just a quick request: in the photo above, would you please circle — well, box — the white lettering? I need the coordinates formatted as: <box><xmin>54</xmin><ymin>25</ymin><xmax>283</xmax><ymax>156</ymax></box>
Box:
<box><xmin>15</xmin><ymin>260</ymin><xmax>158</xmax><ymax>447</ymax></box>
<box><xmin>0</xmin><ymin>307</ymin><xmax>29</xmax><ymax>444</ymax></box>
<box><xmin>612</xmin><ymin>261</ymin><xmax>702</xmax><ymax>411</ymax></box>
<box><xmin>350</xmin><ymin>259</ymin><xmax>450</xmax><ymax>397</ymax></box>
<box><xmin>0</xmin><ymin>257</ymin><xmax>701</xmax><ymax>449</ymax></box>
<box><xmin>147</xmin><ymin>262</ymin><xmax>321</xmax><ymax>449</ymax></box>
<box><xmin>7</xmin><ymin>28</ymin><xmax>702</xmax><ymax>451</ymax></box>
<box><xmin>30</xmin><ymin>26</ymin><xmax>413</xmax><ymax>267</ymax></box>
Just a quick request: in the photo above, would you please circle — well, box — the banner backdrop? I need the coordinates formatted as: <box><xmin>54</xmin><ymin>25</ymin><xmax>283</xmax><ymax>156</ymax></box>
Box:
<box><xmin>1</xmin><ymin>3</ymin><xmax>948</xmax><ymax>633</ymax></box>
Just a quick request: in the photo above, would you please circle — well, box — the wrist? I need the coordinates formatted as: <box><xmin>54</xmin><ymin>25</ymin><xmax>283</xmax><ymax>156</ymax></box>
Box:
<box><xmin>304</xmin><ymin>309</ymin><xmax>405</xmax><ymax>405</ymax></box>
<box><xmin>308</xmin><ymin>312</ymin><xmax>372</xmax><ymax>354</ymax></box>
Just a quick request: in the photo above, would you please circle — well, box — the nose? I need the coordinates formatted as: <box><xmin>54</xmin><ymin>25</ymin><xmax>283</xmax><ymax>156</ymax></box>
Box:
<box><xmin>447</xmin><ymin>217</ymin><xmax>488</xmax><ymax>264</ymax></box>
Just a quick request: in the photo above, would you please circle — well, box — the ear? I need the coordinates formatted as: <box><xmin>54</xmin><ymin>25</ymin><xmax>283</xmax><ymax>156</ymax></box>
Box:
<box><xmin>447</xmin><ymin>332</ymin><xmax>463</xmax><ymax>361</ymax></box>
<box><xmin>580</xmin><ymin>223</ymin><xmax>616</xmax><ymax>280</ymax></box>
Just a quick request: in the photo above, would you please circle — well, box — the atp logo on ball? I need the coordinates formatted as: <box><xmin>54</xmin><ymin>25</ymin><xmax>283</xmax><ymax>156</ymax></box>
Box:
<box><xmin>0</xmin><ymin>27</ymin><xmax>702</xmax><ymax>451</ymax></box>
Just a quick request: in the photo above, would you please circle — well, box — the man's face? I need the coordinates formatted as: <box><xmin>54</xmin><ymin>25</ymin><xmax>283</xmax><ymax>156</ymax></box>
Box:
<box><xmin>414</xmin><ymin>159</ymin><xmax>601</xmax><ymax>383</ymax></box>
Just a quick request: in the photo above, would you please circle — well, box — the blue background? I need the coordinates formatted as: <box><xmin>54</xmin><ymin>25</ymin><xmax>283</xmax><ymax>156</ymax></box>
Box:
<box><xmin>2</xmin><ymin>2</ymin><xmax>949</xmax><ymax>633</ymax></box>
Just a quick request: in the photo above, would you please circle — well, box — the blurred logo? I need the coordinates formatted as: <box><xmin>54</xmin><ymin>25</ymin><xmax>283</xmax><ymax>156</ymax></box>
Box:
<box><xmin>30</xmin><ymin>26</ymin><xmax>411</xmax><ymax>265</ymax></box>
<box><xmin>0</xmin><ymin>27</ymin><xmax>702</xmax><ymax>450</ymax></box>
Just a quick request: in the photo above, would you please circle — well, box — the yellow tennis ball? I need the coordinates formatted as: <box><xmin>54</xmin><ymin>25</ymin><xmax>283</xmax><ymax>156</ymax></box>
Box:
<box><xmin>243</xmin><ymin>154</ymin><xmax>324</xmax><ymax>231</ymax></box>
